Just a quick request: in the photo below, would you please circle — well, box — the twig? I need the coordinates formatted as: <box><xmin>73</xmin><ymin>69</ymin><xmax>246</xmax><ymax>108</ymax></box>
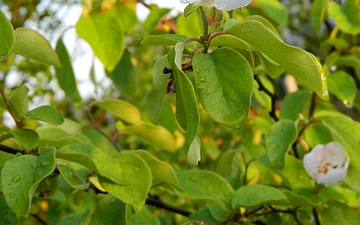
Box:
<box><xmin>137</xmin><ymin>0</ymin><xmax>151</xmax><ymax>9</ymax></box>
<box><xmin>0</xmin><ymin>86</ymin><xmax>23</xmax><ymax>128</ymax></box>
<box><xmin>254</xmin><ymin>75</ymin><xmax>278</xmax><ymax>121</ymax></box>
<box><xmin>0</xmin><ymin>144</ymin><xmax>25</xmax><ymax>155</ymax></box>
<box><xmin>145</xmin><ymin>197</ymin><xmax>192</xmax><ymax>217</ymax></box>
<box><xmin>30</xmin><ymin>213</ymin><xmax>49</xmax><ymax>225</ymax></box>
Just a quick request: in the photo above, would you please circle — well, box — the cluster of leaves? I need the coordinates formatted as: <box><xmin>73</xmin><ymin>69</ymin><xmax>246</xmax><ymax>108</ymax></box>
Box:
<box><xmin>1</xmin><ymin>0</ymin><xmax>360</xmax><ymax>224</ymax></box>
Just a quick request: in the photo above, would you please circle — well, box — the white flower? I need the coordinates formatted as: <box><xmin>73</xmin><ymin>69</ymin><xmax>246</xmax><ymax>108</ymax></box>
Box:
<box><xmin>180</xmin><ymin>0</ymin><xmax>252</xmax><ymax>11</ymax></box>
<box><xmin>303</xmin><ymin>142</ymin><xmax>350</xmax><ymax>187</ymax></box>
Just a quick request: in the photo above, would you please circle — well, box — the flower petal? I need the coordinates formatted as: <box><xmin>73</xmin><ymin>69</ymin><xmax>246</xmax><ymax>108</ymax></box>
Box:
<box><xmin>316</xmin><ymin>167</ymin><xmax>347</xmax><ymax>186</ymax></box>
<box><xmin>303</xmin><ymin>151</ymin><xmax>320</xmax><ymax>179</ymax></box>
<box><xmin>214</xmin><ymin>0</ymin><xmax>252</xmax><ymax>10</ymax></box>
<box><xmin>321</xmin><ymin>142</ymin><xmax>346</xmax><ymax>167</ymax></box>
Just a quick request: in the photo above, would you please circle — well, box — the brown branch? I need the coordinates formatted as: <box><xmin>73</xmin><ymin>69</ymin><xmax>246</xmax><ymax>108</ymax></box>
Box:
<box><xmin>254</xmin><ymin>75</ymin><xmax>279</xmax><ymax>121</ymax></box>
<box><xmin>145</xmin><ymin>197</ymin><xmax>192</xmax><ymax>217</ymax></box>
<box><xmin>0</xmin><ymin>144</ymin><xmax>25</xmax><ymax>155</ymax></box>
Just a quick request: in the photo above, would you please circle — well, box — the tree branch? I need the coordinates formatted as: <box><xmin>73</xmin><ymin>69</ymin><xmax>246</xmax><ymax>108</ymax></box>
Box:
<box><xmin>145</xmin><ymin>197</ymin><xmax>192</xmax><ymax>217</ymax></box>
<box><xmin>254</xmin><ymin>75</ymin><xmax>279</xmax><ymax>121</ymax></box>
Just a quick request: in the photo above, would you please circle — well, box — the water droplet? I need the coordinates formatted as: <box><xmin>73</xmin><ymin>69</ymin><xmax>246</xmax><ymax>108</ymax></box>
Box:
<box><xmin>231</xmin><ymin>96</ymin><xmax>236</xmax><ymax>101</ymax></box>
<box><xmin>206</xmin><ymin>89</ymin><xmax>211</xmax><ymax>96</ymax></box>
<box><xmin>199</xmin><ymin>76</ymin><xmax>206</xmax><ymax>83</ymax></box>
<box><xmin>9</xmin><ymin>193</ymin><xmax>14</xmax><ymax>199</ymax></box>
<box><xmin>204</xmin><ymin>67</ymin><xmax>210</xmax><ymax>73</ymax></box>
<box><xmin>12</xmin><ymin>175</ymin><xmax>21</xmax><ymax>183</ymax></box>
<box><xmin>133</xmin><ymin>167</ymin><xmax>140</xmax><ymax>172</ymax></box>
<box><xmin>189</xmin><ymin>176</ymin><xmax>198</xmax><ymax>182</ymax></box>
<box><xmin>194</xmin><ymin>68</ymin><xmax>201</xmax><ymax>73</ymax></box>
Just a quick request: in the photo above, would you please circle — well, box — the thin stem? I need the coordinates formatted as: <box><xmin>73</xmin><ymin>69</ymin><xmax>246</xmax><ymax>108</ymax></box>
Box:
<box><xmin>242</xmin><ymin>156</ymin><xmax>257</xmax><ymax>186</ymax></box>
<box><xmin>0</xmin><ymin>86</ymin><xmax>23</xmax><ymax>128</ymax></box>
<box><xmin>254</xmin><ymin>75</ymin><xmax>278</xmax><ymax>121</ymax></box>
<box><xmin>309</xmin><ymin>92</ymin><xmax>318</xmax><ymax>119</ymax></box>
<box><xmin>199</xmin><ymin>7</ymin><xmax>209</xmax><ymax>53</ymax></box>
<box><xmin>0</xmin><ymin>144</ymin><xmax>25</xmax><ymax>154</ymax></box>
<box><xmin>145</xmin><ymin>197</ymin><xmax>192</xmax><ymax>217</ymax></box>
<box><xmin>30</xmin><ymin>213</ymin><xmax>49</xmax><ymax>225</ymax></box>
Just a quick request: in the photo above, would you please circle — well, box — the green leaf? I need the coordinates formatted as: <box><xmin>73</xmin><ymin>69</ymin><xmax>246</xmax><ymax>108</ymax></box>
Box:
<box><xmin>177</xmin><ymin>12</ymin><xmax>202</xmax><ymax>39</ymax></box>
<box><xmin>167</xmin><ymin>44</ymin><xmax>200</xmax><ymax>164</ymax></box>
<box><xmin>94</xmin><ymin>99</ymin><xmax>141</xmax><ymax>124</ymax></box>
<box><xmin>144</xmin><ymin>55</ymin><xmax>169</xmax><ymax>124</ymax></box>
<box><xmin>58</xmin><ymin>211</ymin><xmax>89</xmax><ymax>225</ymax></box>
<box><xmin>315</xmin><ymin>111</ymin><xmax>360</xmax><ymax>173</ymax></box>
<box><xmin>0</xmin><ymin>151</ymin><xmax>15</xmax><ymax>168</ymax></box>
<box><xmin>280</xmin><ymin>155</ymin><xmax>314</xmax><ymax>190</ymax></box>
<box><xmin>128</xmin><ymin>207</ymin><xmax>161</xmax><ymax>225</ymax></box>
<box><xmin>99</xmin><ymin>151</ymin><xmax>152</xmax><ymax>211</ymax></box>
<box><xmin>119</xmin><ymin>121</ymin><xmax>177</xmax><ymax>152</ymax></box>
<box><xmin>36</xmin><ymin>126</ymin><xmax>89</xmax><ymax>148</ymax></box>
<box><xmin>11</xmin><ymin>128</ymin><xmax>39</xmax><ymax>150</ymax></box>
<box><xmin>227</xmin><ymin>16</ymin><xmax>329</xmax><ymax>100</ymax></box>
<box><xmin>282</xmin><ymin>189</ymin><xmax>326</xmax><ymax>207</ymax></box>
<box><xmin>311</xmin><ymin>0</ymin><xmax>329</xmax><ymax>31</ymax></box>
<box><xmin>56</xmin><ymin>144</ymin><xmax>122</xmax><ymax>184</ymax></box>
<box><xmin>186</xmin><ymin>135</ymin><xmax>201</xmax><ymax>167</ymax></box>
<box><xmin>111</xmin><ymin>6</ymin><xmax>137</xmax><ymax>32</ymax></box>
<box><xmin>8</xmin><ymin>85</ymin><xmax>29</xmax><ymax>119</ymax></box>
<box><xmin>193</xmin><ymin>47</ymin><xmax>253</xmax><ymax>129</ymax></box>
<box><xmin>328</xmin><ymin>0</ymin><xmax>360</xmax><ymax>35</ymax></box>
<box><xmin>304</xmin><ymin>123</ymin><xmax>333</xmax><ymax>148</ymax></box>
<box><xmin>265</xmin><ymin>120</ymin><xmax>298</xmax><ymax>168</ymax></box>
<box><xmin>231</xmin><ymin>184</ymin><xmax>289</xmax><ymax>209</ymax></box>
<box><xmin>82</xmin><ymin>128</ymin><xmax>118</xmax><ymax>157</ymax></box>
<box><xmin>143</xmin><ymin>7</ymin><xmax>170</xmax><ymax>30</ymax></box>
<box><xmin>57</xmin><ymin>164</ymin><xmax>90</xmax><ymax>190</ymax></box>
<box><xmin>0</xmin><ymin>11</ymin><xmax>14</xmax><ymax>56</ymax></box>
<box><xmin>141</xmin><ymin>34</ymin><xmax>189</xmax><ymax>46</ymax></box>
<box><xmin>1</xmin><ymin>147</ymin><xmax>56</xmax><ymax>217</ymax></box>
<box><xmin>11</xmin><ymin>28</ymin><xmax>61</xmax><ymax>67</ymax></box>
<box><xmin>319</xmin><ymin>201</ymin><xmax>360</xmax><ymax>225</ymax></box>
<box><xmin>25</xmin><ymin>105</ymin><xmax>64</xmax><ymax>125</ymax></box>
<box><xmin>257</xmin><ymin>51</ymin><xmax>285</xmax><ymax>78</ymax></box>
<box><xmin>184</xmin><ymin>3</ymin><xmax>201</xmax><ymax>17</ymax></box>
<box><xmin>55</xmin><ymin>37</ymin><xmax>82</xmax><ymax>104</ymax></box>
<box><xmin>132</xmin><ymin>150</ymin><xmax>182</xmax><ymax>189</ymax></box>
<box><xmin>327</xmin><ymin>71</ymin><xmax>357</xmax><ymax>105</ymax></box>
<box><xmin>252</xmin><ymin>0</ymin><xmax>288</xmax><ymax>27</ymax></box>
<box><xmin>76</xmin><ymin>11</ymin><xmax>124</xmax><ymax>71</ymax></box>
<box><xmin>0</xmin><ymin>194</ymin><xmax>18</xmax><ymax>225</ymax></box>
<box><xmin>280</xmin><ymin>90</ymin><xmax>311</xmax><ymax>120</ymax></box>
<box><xmin>210</xmin><ymin>34</ymin><xmax>252</xmax><ymax>50</ymax></box>
<box><xmin>215</xmin><ymin>150</ymin><xmax>241</xmax><ymax>178</ymax></box>
<box><xmin>90</xmin><ymin>194</ymin><xmax>127</xmax><ymax>225</ymax></box>
<box><xmin>175</xmin><ymin>170</ymin><xmax>234</xmax><ymax>211</ymax></box>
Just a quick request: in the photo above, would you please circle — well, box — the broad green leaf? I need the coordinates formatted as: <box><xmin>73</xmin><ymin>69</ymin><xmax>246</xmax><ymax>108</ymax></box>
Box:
<box><xmin>327</xmin><ymin>71</ymin><xmax>357</xmax><ymax>105</ymax></box>
<box><xmin>193</xmin><ymin>47</ymin><xmax>253</xmax><ymax>129</ymax></box>
<box><xmin>257</xmin><ymin>51</ymin><xmax>285</xmax><ymax>78</ymax></box>
<box><xmin>82</xmin><ymin>128</ymin><xmax>118</xmax><ymax>157</ymax></box>
<box><xmin>177</xmin><ymin>12</ymin><xmax>202</xmax><ymax>39</ymax></box>
<box><xmin>266</xmin><ymin>214</ymin><xmax>282</xmax><ymax>225</ymax></box>
<box><xmin>119</xmin><ymin>121</ymin><xmax>177</xmax><ymax>152</ymax></box>
<box><xmin>25</xmin><ymin>105</ymin><xmax>64</xmax><ymax>125</ymax></box>
<box><xmin>252</xmin><ymin>0</ymin><xmax>288</xmax><ymax>27</ymax></box>
<box><xmin>99</xmin><ymin>151</ymin><xmax>152</xmax><ymax>211</ymax></box>
<box><xmin>184</xmin><ymin>3</ymin><xmax>201</xmax><ymax>17</ymax></box>
<box><xmin>167</xmin><ymin>44</ymin><xmax>200</xmax><ymax>164</ymax></box>
<box><xmin>57</xmin><ymin>164</ymin><xmax>90</xmax><ymax>190</ymax></box>
<box><xmin>209</xmin><ymin>34</ymin><xmax>252</xmax><ymax>50</ymax></box>
<box><xmin>76</xmin><ymin>11</ymin><xmax>124</xmax><ymax>71</ymax></box>
<box><xmin>133</xmin><ymin>150</ymin><xmax>182</xmax><ymax>190</ymax></box>
<box><xmin>58</xmin><ymin>211</ymin><xmax>89</xmax><ymax>225</ymax></box>
<box><xmin>94</xmin><ymin>99</ymin><xmax>141</xmax><ymax>124</ymax></box>
<box><xmin>280</xmin><ymin>90</ymin><xmax>311</xmax><ymax>120</ymax></box>
<box><xmin>144</xmin><ymin>55</ymin><xmax>169</xmax><ymax>124</ymax></box>
<box><xmin>265</xmin><ymin>120</ymin><xmax>298</xmax><ymax>168</ymax></box>
<box><xmin>187</xmin><ymin>135</ymin><xmax>201</xmax><ymax>166</ymax></box>
<box><xmin>227</xmin><ymin>16</ymin><xmax>329</xmax><ymax>100</ymax></box>
<box><xmin>90</xmin><ymin>194</ymin><xmax>127</xmax><ymax>225</ymax></box>
<box><xmin>328</xmin><ymin>0</ymin><xmax>360</xmax><ymax>35</ymax></box>
<box><xmin>0</xmin><ymin>194</ymin><xmax>18</xmax><ymax>225</ymax></box>
<box><xmin>11</xmin><ymin>28</ymin><xmax>61</xmax><ymax>67</ymax></box>
<box><xmin>188</xmin><ymin>207</ymin><xmax>218</xmax><ymax>223</ymax></box>
<box><xmin>36</xmin><ymin>126</ymin><xmax>89</xmax><ymax>148</ymax></box>
<box><xmin>128</xmin><ymin>207</ymin><xmax>161</xmax><ymax>225</ymax></box>
<box><xmin>215</xmin><ymin>150</ymin><xmax>241</xmax><ymax>178</ymax></box>
<box><xmin>206</xmin><ymin>204</ymin><xmax>229</xmax><ymax>222</ymax></box>
<box><xmin>0</xmin><ymin>151</ymin><xmax>15</xmax><ymax>168</ymax></box>
<box><xmin>311</xmin><ymin>0</ymin><xmax>329</xmax><ymax>31</ymax></box>
<box><xmin>110</xmin><ymin>6</ymin><xmax>137</xmax><ymax>32</ymax></box>
<box><xmin>175</xmin><ymin>170</ymin><xmax>234</xmax><ymax>211</ymax></box>
<box><xmin>143</xmin><ymin>7</ymin><xmax>170</xmax><ymax>30</ymax></box>
<box><xmin>319</xmin><ymin>201</ymin><xmax>360</xmax><ymax>225</ymax></box>
<box><xmin>11</xmin><ymin>128</ymin><xmax>39</xmax><ymax>150</ymax></box>
<box><xmin>56</xmin><ymin>144</ymin><xmax>122</xmax><ymax>184</ymax></box>
<box><xmin>0</xmin><ymin>11</ymin><xmax>14</xmax><ymax>56</ymax></box>
<box><xmin>231</xmin><ymin>184</ymin><xmax>288</xmax><ymax>209</ymax></box>
<box><xmin>315</xmin><ymin>111</ymin><xmax>360</xmax><ymax>172</ymax></box>
<box><xmin>281</xmin><ymin>155</ymin><xmax>314</xmax><ymax>190</ymax></box>
<box><xmin>8</xmin><ymin>85</ymin><xmax>29</xmax><ymax>119</ymax></box>
<box><xmin>141</xmin><ymin>34</ymin><xmax>189</xmax><ymax>46</ymax></box>
<box><xmin>55</xmin><ymin>37</ymin><xmax>81</xmax><ymax>104</ymax></box>
<box><xmin>282</xmin><ymin>189</ymin><xmax>326</xmax><ymax>207</ymax></box>
<box><xmin>1</xmin><ymin>147</ymin><xmax>56</xmax><ymax>217</ymax></box>
<box><xmin>304</xmin><ymin>123</ymin><xmax>333</xmax><ymax>148</ymax></box>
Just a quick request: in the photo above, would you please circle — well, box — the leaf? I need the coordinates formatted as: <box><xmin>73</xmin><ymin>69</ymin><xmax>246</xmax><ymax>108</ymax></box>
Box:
<box><xmin>282</xmin><ymin>190</ymin><xmax>326</xmax><ymax>207</ymax></box>
<box><xmin>175</xmin><ymin>170</ymin><xmax>234</xmax><ymax>211</ymax></box>
<box><xmin>319</xmin><ymin>201</ymin><xmax>360</xmax><ymax>225</ymax></box>
<box><xmin>132</xmin><ymin>150</ymin><xmax>182</xmax><ymax>190</ymax></box>
<box><xmin>184</xmin><ymin>3</ymin><xmax>201</xmax><ymax>17</ymax></box>
<box><xmin>193</xmin><ymin>47</ymin><xmax>253</xmax><ymax>129</ymax></box>
<box><xmin>94</xmin><ymin>99</ymin><xmax>141</xmax><ymax>124</ymax></box>
<box><xmin>280</xmin><ymin>90</ymin><xmax>311</xmax><ymax>120</ymax></box>
<box><xmin>36</xmin><ymin>126</ymin><xmax>89</xmax><ymax>148</ymax></box>
<box><xmin>251</xmin><ymin>0</ymin><xmax>288</xmax><ymax>27</ymax></box>
<box><xmin>0</xmin><ymin>11</ymin><xmax>14</xmax><ymax>56</ymax></box>
<box><xmin>25</xmin><ymin>105</ymin><xmax>64</xmax><ymax>125</ymax></box>
<box><xmin>315</xmin><ymin>111</ymin><xmax>360</xmax><ymax>173</ymax></box>
<box><xmin>215</xmin><ymin>150</ymin><xmax>241</xmax><ymax>178</ymax></box>
<box><xmin>167</xmin><ymin>44</ymin><xmax>200</xmax><ymax>164</ymax></box>
<box><xmin>76</xmin><ymin>11</ymin><xmax>124</xmax><ymax>71</ymax></box>
<box><xmin>144</xmin><ymin>55</ymin><xmax>169</xmax><ymax>124</ymax></box>
<box><xmin>11</xmin><ymin>128</ymin><xmax>39</xmax><ymax>150</ymax></box>
<box><xmin>187</xmin><ymin>135</ymin><xmax>201</xmax><ymax>166</ymax></box>
<box><xmin>128</xmin><ymin>207</ymin><xmax>161</xmax><ymax>225</ymax></box>
<box><xmin>265</xmin><ymin>120</ymin><xmax>298</xmax><ymax>168</ymax></box>
<box><xmin>311</xmin><ymin>0</ymin><xmax>329</xmax><ymax>31</ymax></box>
<box><xmin>0</xmin><ymin>151</ymin><xmax>15</xmax><ymax>168</ymax></box>
<box><xmin>328</xmin><ymin>0</ymin><xmax>360</xmax><ymax>35</ymax></box>
<box><xmin>327</xmin><ymin>71</ymin><xmax>357</xmax><ymax>105</ymax></box>
<box><xmin>119</xmin><ymin>121</ymin><xmax>177</xmax><ymax>152</ymax></box>
<box><xmin>55</xmin><ymin>37</ymin><xmax>82</xmax><ymax>104</ymax></box>
<box><xmin>11</xmin><ymin>28</ymin><xmax>61</xmax><ymax>67</ymax></box>
<box><xmin>0</xmin><ymin>195</ymin><xmax>18</xmax><ymax>225</ymax></box>
<box><xmin>1</xmin><ymin>147</ymin><xmax>56</xmax><ymax>217</ymax></box>
<box><xmin>58</xmin><ymin>211</ymin><xmax>89</xmax><ymax>225</ymax></box>
<box><xmin>99</xmin><ymin>151</ymin><xmax>152</xmax><ymax>212</ymax></box>
<box><xmin>141</xmin><ymin>34</ymin><xmax>189</xmax><ymax>46</ymax></box>
<box><xmin>143</xmin><ymin>7</ymin><xmax>170</xmax><ymax>30</ymax></box>
<box><xmin>209</xmin><ymin>34</ymin><xmax>252</xmax><ymax>50</ymax></box>
<box><xmin>90</xmin><ymin>194</ymin><xmax>127</xmax><ymax>225</ymax></box>
<box><xmin>227</xmin><ymin>16</ymin><xmax>329</xmax><ymax>100</ymax></box>
<box><xmin>257</xmin><ymin>51</ymin><xmax>285</xmax><ymax>78</ymax></box>
<box><xmin>281</xmin><ymin>155</ymin><xmax>314</xmax><ymax>190</ymax></box>
<box><xmin>57</xmin><ymin>164</ymin><xmax>90</xmax><ymax>190</ymax></box>
<box><xmin>8</xmin><ymin>85</ymin><xmax>29</xmax><ymax>119</ymax></box>
<box><xmin>231</xmin><ymin>184</ymin><xmax>289</xmax><ymax>209</ymax></box>
<box><xmin>56</xmin><ymin>144</ymin><xmax>122</xmax><ymax>184</ymax></box>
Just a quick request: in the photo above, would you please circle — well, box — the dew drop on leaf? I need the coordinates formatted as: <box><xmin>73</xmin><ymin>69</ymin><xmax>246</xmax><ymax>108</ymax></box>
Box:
<box><xmin>133</xmin><ymin>167</ymin><xmax>140</xmax><ymax>172</ymax></box>
<box><xmin>12</xmin><ymin>175</ymin><xmax>21</xmax><ymax>183</ymax></box>
<box><xmin>189</xmin><ymin>176</ymin><xmax>198</xmax><ymax>182</ymax></box>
